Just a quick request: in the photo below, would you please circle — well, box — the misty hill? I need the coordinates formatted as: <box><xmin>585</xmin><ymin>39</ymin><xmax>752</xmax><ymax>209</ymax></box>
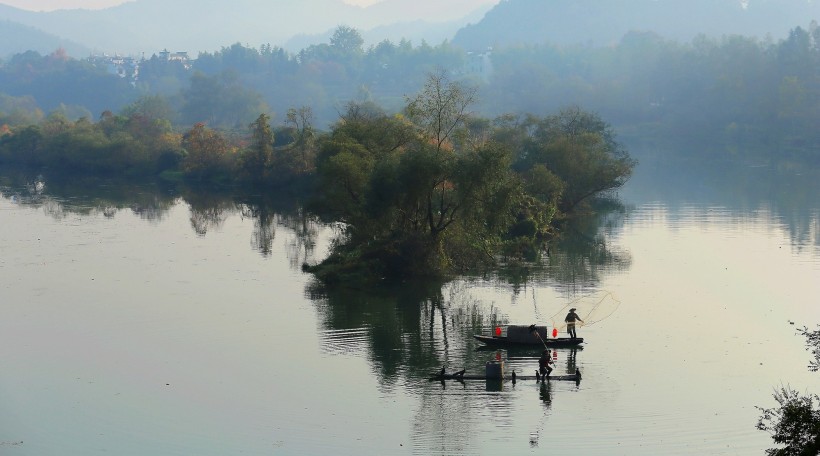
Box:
<box><xmin>453</xmin><ymin>0</ymin><xmax>820</xmax><ymax>50</ymax></box>
<box><xmin>286</xmin><ymin>6</ymin><xmax>491</xmax><ymax>52</ymax></box>
<box><xmin>0</xmin><ymin>0</ymin><xmax>497</xmax><ymax>56</ymax></box>
<box><xmin>0</xmin><ymin>20</ymin><xmax>89</xmax><ymax>58</ymax></box>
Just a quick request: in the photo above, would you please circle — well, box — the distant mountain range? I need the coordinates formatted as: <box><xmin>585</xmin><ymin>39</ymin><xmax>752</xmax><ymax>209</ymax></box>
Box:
<box><xmin>1</xmin><ymin>0</ymin><xmax>818</xmax><ymax>60</ymax></box>
<box><xmin>285</xmin><ymin>7</ymin><xmax>490</xmax><ymax>52</ymax></box>
<box><xmin>0</xmin><ymin>0</ymin><xmax>498</xmax><ymax>57</ymax></box>
<box><xmin>453</xmin><ymin>0</ymin><xmax>820</xmax><ymax>50</ymax></box>
<box><xmin>0</xmin><ymin>19</ymin><xmax>89</xmax><ymax>57</ymax></box>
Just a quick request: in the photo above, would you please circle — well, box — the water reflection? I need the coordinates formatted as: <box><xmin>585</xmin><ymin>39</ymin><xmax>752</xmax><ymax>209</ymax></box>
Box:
<box><xmin>277</xmin><ymin>208</ymin><xmax>320</xmax><ymax>267</ymax></box>
<box><xmin>239</xmin><ymin>202</ymin><xmax>276</xmax><ymax>256</ymax></box>
<box><xmin>0</xmin><ymin>170</ymin><xmax>324</xmax><ymax>262</ymax></box>
<box><xmin>539</xmin><ymin>380</ymin><xmax>552</xmax><ymax>408</ymax></box>
<box><xmin>546</xmin><ymin>200</ymin><xmax>633</xmax><ymax>292</ymax></box>
<box><xmin>3</xmin><ymin>161</ymin><xmax>815</xmax><ymax>454</ymax></box>
<box><xmin>0</xmin><ymin>170</ymin><xmax>178</xmax><ymax>221</ymax></box>
<box><xmin>237</xmin><ymin>195</ymin><xmax>321</xmax><ymax>264</ymax></box>
<box><xmin>307</xmin><ymin>279</ymin><xmax>596</xmax><ymax>454</ymax></box>
<box><xmin>309</xmin><ymin>281</ymin><xmax>460</xmax><ymax>383</ymax></box>
<box><xmin>493</xmin><ymin>197</ymin><xmax>633</xmax><ymax>294</ymax></box>
<box><xmin>564</xmin><ymin>347</ymin><xmax>578</xmax><ymax>374</ymax></box>
<box><xmin>184</xmin><ymin>190</ymin><xmax>233</xmax><ymax>236</ymax></box>
<box><xmin>308</xmin><ymin>281</ymin><xmax>531</xmax><ymax>384</ymax></box>
<box><xmin>0</xmin><ymin>169</ymin><xmax>628</xmax><ymax>400</ymax></box>
<box><xmin>0</xmin><ymin>168</ymin><xmax>636</xmax><ymax>288</ymax></box>
<box><xmin>625</xmin><ymin>156</ymin><xmax>820</xmax><ymax>251</ymax></box>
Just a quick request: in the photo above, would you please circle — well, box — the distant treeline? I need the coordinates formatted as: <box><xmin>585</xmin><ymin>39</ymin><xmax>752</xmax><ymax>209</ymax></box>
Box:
<box><xmin>0</xmin><ymin>97</ymin><xmax>312</xmax><ymax>185</ymax></box>
<box><xmin>484</xmin><ymin>27</ymin><xmax>820</xmax><ymax>164</ymax></box>
<box><xmin>0</xmin><ymin>24</ymin><xmax>819</xmax><ymax>164</ymax></box>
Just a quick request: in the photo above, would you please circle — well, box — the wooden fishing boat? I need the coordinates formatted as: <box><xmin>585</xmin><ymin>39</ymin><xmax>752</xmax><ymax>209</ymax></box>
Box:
<box><xmin>473</xmin><ymin>334</ymin><xmax>583</xmax><ymax>348</ymax></box>
<box><xmin>474</xmin><ymin>324</ymin><xmax>584</xmax><ymax>348</ymax></box>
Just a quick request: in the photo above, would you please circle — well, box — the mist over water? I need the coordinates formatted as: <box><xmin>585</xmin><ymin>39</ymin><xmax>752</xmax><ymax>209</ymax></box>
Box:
<box><xmin>1</xmin><ymin>0</ymin><xmax>820</xmax><ymax>450</ymax></box>
<box><xmin>0</xmin><ymin>157</ymin><xmax>817</xmax><ymax>455</ymax></box>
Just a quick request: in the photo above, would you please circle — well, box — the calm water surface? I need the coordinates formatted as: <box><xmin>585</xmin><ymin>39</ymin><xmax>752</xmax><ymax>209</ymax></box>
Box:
<box><xmin>0</xmin><ymin>161</ymin><xmax>818</xmax><ymax>455</ymax></box>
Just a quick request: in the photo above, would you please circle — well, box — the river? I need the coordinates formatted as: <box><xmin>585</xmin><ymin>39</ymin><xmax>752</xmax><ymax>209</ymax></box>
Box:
<box><xmin>0</xmin><ymin>158</ymin><xmax>818</xmax><ymax>455</ymax></box>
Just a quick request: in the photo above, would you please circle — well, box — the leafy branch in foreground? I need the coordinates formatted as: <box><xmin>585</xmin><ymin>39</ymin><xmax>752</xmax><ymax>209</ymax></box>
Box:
<box><xmin>799</xmin><ymin>325</ymin><xmax>820</xmax><ymax>373</ymax></box>
<box><xmin>757</xmin><ymin>325</ymin><xmax>820</xmax><ymax>455</ymax></box>
<box><xmin>757</xmin><ymin>387</ymin><xmax>820</xmax><ymax>456</ymax></box>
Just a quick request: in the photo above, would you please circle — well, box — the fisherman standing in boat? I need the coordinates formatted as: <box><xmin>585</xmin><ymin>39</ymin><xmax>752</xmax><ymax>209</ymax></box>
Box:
<box><xmin>564</xmin><ymin>308</ymin><xmax>584</xmax><ymax>339</ymax></box>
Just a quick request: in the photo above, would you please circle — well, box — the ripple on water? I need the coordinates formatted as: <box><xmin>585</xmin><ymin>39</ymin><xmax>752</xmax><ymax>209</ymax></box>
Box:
<box><xmin>318</xmin><ymin>327</ymin><xmax>371</xmax><ymax>356</ymax></box>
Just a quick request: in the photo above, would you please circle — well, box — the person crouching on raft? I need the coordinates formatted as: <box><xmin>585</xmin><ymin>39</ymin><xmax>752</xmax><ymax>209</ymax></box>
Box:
<box><xmin>564</xmin><ymin>308</ymin><xmax>584</xmax><ymax>339</ymax></box>
<box><xmin>539</xmin><ymin>349</ymin><xmax>554</xmax><ymax>378</ymax></box>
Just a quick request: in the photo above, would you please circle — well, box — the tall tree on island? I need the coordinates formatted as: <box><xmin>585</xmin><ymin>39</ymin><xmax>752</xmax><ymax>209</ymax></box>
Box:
<box><xmin>239</xmin><ymin>113</ymin><xmax>273</xmax><ymax>184</ymax></box>
<box><xmin>312</xmin><ymin>72</ymin><xmax>521</xmax><ymax>280</ymax></box>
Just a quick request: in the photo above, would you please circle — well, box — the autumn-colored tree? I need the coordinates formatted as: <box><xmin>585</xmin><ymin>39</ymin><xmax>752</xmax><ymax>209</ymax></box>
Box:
<box><xmin>181</xmin><ymin>123</ymin><xmax>234</xmax><ymax>181</ymax></box>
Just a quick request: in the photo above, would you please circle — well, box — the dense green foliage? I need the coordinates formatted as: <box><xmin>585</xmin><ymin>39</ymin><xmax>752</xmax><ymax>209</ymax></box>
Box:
<box><xmin>497</xmin><ymin>108</ymin><xmax>635</xmax><ymax>213</ymax></box>
<box><xmin>179</xmin><ymin>71</ymin><xmax>268</xmax><ymax>129</ymax></box>
<box><xmin>0</xmin><ymin>104</ymin><xmax>182</xmax><ymax>175</ymax></box>
<box><xmin>801</xmin><ymin>326</ymin><xmax>820</xmax><ymax>374</ymax></box>
<box><xmin>758</xmin><ymin>388</ymin><xmax>820</xmax><ymax>456</ymax></box>
<box><xmin>758</xmin><ymin>326</ymin><xmax>820</xmax><ymax>455</ymax></box>
<box><xmin>307</xmin><ymin>73</ymin><xmax>634</xmax><ymax>281</ymax></box>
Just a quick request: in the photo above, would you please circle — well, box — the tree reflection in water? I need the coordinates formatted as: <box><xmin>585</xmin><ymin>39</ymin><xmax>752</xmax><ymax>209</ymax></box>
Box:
<box><xmin>627</xmin><ymin>156</ymin><xmax>820</xmax><ymax>251</ymax></box>
<box><xmin>490</xmin><ymin>196</ymin><xmax>633</xmax><ymax>294</ymax></box>
<box><xmin>0</xmin><ymin>169</ymin><xmax>642</xmax><ymax>455</ymax></box>
<box><xmin>278</xmin><ymin>207</ymin><xmax>319</xmax><ymax>268</ymax></box>
<box><xmin>308</xmin><ymin>280</ymin><xmax>508</xmax><ymax>384</ymax></box>
<box><xmin>0</xmin><ymin>170</ymin><xmax>178</xmax><ymax>221</ymax></box>
<box><xmin>304</xmin><ymin>200</ymin><xmax>630</xmax><ymax>454</ymax></box>
<box><xmin>183</xmin><ymin>189</ymin><xmax>233</xmax><ymax>236</ymax></box>
<box><xmin>308</xmin><ymin>279</ymin><xmax>520</xmax><ymax>454</ymax></box>
<box><xmin>238</xmin><ymin>195</ymin><xmax>320</xmax><ymax>264</ymax></box>
<box><xmin>0</xmin><ymin>169</ymin><xmax>324</xmax><ymax>265</ymax></box>
<box><xmin>240</xmin><ymin>202</ymin><xmax>276</xmax><ymax>256</ymax></box>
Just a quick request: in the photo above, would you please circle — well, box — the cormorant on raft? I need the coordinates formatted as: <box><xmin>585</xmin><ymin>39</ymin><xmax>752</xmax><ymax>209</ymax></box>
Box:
<box><xmin>430</xmin><ymin>368</ymin><xmax>581</xmax><ymax>383</ymax></box>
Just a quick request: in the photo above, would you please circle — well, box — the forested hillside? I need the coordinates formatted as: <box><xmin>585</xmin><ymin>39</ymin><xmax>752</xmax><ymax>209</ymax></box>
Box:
<box><xmin>2</xmin><ymin>21</ymin><xmax>819</xmax><ymax>165</ymax></box>
<box><xmin>453</xmin><ymin>0</ymin><xmax>820</xmax><ymax>49</ymax></box>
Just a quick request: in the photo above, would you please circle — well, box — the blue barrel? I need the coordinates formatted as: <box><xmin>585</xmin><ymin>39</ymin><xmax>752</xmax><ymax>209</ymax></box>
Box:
<box><xmin>485</xmin><ymin>360</ymin><xmax>504</xmax><ymax>379</ymax></box>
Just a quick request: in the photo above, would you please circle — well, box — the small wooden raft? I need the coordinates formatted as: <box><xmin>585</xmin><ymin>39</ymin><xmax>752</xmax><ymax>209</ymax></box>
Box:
<box><xmin>429</xmin><ymin>368</ymin><xmax>581</xmax><ymax>383</ymax></box>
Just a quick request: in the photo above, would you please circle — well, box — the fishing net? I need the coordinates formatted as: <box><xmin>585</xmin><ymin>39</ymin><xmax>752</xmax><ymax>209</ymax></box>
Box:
<box><xmin>547</xmin><ymin>290</ymin><xmax>621</xmax><ymax>332</ymax></box>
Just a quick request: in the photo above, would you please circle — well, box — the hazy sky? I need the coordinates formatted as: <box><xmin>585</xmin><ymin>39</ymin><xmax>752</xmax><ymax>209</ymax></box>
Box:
<box><xmin>0</xmin><ymin>0</ymin><xmax>382</xmax><ymax>11</ymax></box>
